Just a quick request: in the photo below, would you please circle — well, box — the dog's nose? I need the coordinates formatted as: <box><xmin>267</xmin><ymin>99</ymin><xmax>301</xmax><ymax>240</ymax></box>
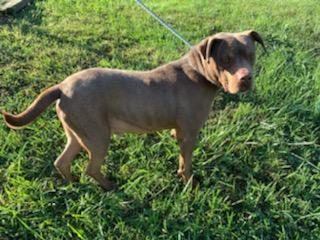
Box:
<box><xmin>240</xmin><ymin>74</ymin><xmax>252</xmax><ymax>82</ymax></box>
<box><xmin>237</xmin><ymin>68</ymin><xmax>252</xmax><ymax>82</ymax></box>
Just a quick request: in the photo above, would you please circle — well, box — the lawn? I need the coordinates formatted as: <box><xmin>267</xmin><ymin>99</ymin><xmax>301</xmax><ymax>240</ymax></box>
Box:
<box><xmin>0</xmin><ymin>0</ymin><xmax>319</xmax><ymax>239</ymax></box>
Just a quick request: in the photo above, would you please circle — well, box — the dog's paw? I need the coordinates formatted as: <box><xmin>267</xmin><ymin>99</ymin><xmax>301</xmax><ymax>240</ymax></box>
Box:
<box><xmin>191</xmin><ymin>177</ymin><xmax>199</xmax><ymax>189</ymax></box>
<box><xmin>70</xmin><ymin>175</ymin><xmax>80</xmax><ymax>183</ymax></box>
<box><xmin>179</xmin><ymin>174</ymin><xmax>199</xmax><ymax>190</ymax></box>
<box><xmin>100</xmin><ymin>180</ymin><xmax>118</xmax><ymax>192</ymax></box>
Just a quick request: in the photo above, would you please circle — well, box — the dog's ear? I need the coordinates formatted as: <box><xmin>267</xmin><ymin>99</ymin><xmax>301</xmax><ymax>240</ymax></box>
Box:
<box><xmin>188</xmin><ymin>37</ymin><xmax>222</xmax><ymax>85</ymax></box>
<box><xmin>246</xmin><ymin>30</ymin><xmax>266</xmax><ymax>53</ymax></box>
<box><xmin>198</xmin><ymin>37</ymin><xmax>222</xmax><ymax>63</ymax></box>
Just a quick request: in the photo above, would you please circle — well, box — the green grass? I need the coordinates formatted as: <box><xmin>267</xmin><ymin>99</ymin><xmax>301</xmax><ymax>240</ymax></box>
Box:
<box><xmin>0</xmin><ymin>0</ymin><xmax>319</xmax><ymax>239</ymax></box>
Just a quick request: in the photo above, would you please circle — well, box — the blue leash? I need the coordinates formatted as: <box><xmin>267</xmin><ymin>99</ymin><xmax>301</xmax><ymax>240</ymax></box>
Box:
<box><xmin>135</xmin><ymin>0</ymin><xmax>193</xmax><ymax>49</ymax></box>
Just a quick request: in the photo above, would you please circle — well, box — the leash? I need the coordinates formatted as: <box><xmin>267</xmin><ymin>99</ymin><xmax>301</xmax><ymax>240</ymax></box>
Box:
<box><xmin>135</xmin><ymin>1</ymin><xmax>220</xmax><ymax>87</ymax></box>
<box><xmin>135</xmin><ymin>0</ymin><xmax>193</xmax><ymax>49</ymax></box>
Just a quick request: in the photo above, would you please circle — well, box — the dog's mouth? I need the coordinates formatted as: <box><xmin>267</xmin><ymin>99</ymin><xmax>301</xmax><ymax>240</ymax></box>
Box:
<box><xmin>219</xmin><ymin>68</ymin><xmax>254</xmax><ymax>94</ymax></box>
<box><xmin>221</xmin><ymin>79</ymin><xmax>252</xmax><ymax>94</ymax></box>
<box><xmin>240</xmin><ymin>80</ymin><xmax>253</xmax><ymax>92</ymax></box>
<box><xmin>219</xmin><ymin>73</ymin><xmax>230</xmax><ymax>93</ymax></box>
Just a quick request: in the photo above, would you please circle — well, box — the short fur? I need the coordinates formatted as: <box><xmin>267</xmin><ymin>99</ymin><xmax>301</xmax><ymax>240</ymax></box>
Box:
<box><xmin>1</xmin><ymin>31</ymin><xmax>265</xmax><ymax>190</ymax></box>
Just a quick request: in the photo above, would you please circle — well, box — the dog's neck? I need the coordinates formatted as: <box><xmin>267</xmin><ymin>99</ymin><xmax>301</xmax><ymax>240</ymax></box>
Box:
<box><xmin>173</xmin><ymin>55</ymin><xmax>220</xmax><ymax>91</ymax></box>
<box><xmin>146</xmin><ymin>54</ymin><xmax>220</xmax><ymax>94</ymax></box>
<box><xmin>185</xmin><ymin>49</ymin><xmax>221</xmax><ymax>86</ymax></box>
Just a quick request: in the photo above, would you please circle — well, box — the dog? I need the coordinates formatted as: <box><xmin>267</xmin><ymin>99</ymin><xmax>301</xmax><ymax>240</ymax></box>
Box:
<box><xmin>1</xmin><ymin>30</ymin><xmax>265</xmax><ymax>191</ymax></box>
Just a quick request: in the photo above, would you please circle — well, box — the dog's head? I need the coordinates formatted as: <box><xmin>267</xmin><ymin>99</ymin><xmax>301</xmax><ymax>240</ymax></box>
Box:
<box><xmin>189</xmin><ymin>30</ymin><xmax>265</xmax><ymax>94</ymax></box>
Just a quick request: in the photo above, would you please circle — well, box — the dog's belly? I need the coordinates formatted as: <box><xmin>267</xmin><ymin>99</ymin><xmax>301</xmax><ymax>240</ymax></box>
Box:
<box><xmin>109</xmin><ymin>117</ymin><xmax>173</xmax><ymax>134</ymax></box>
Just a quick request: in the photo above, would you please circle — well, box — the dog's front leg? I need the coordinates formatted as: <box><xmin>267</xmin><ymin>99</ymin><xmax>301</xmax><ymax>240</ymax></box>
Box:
<box><xmin>175</xmin><ymin>129</ymin><xmax>198</xmax><ymax>187</ymax></box>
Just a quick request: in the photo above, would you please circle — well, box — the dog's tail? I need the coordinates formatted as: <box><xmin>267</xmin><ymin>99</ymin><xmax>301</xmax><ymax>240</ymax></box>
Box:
<box><xmin>1</xmin><ymin>85</ymin><xmax>61</xmax><ymax>129</ymax></box>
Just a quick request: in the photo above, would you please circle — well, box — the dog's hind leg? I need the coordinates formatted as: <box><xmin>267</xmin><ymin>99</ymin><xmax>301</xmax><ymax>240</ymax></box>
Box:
<box><xmin>76</xmin><ymin>124</ymin><xmax>117</xmax><ymax>191</ymax></box>
<box><xmin>54</xmin><ymin>105</ymin><xmax>82</xmax><ymax>182</ymax></box>
<box><xmin>54</xmin><ymin>128</ymin><xmax>82</xmax><ymax>182</ymax></box>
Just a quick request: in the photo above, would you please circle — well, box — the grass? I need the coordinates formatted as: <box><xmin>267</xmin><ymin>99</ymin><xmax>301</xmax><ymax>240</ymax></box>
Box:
<box><xmin>0</xmin><ymin>0</ymin><xmax>319</xmax><ymax>239</ymax></box>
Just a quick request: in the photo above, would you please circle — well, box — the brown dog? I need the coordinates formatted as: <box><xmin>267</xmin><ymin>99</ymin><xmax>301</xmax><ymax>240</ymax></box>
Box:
<box><xmin>1</xmin><ymin>30</ymin><xmax>265</xmax><ymax>191</ymax></box>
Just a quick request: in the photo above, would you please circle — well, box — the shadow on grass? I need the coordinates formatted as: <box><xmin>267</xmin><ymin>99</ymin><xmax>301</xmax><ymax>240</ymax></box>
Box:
<box><xmin>0</xmin><ymin>1</ymin><xmax>44</xmax><ymax>26</ymax></box>
<box><xmin>2</xmin><ymin>2</ymin><xmax>114</xmax><ymax>63</ymax></box>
